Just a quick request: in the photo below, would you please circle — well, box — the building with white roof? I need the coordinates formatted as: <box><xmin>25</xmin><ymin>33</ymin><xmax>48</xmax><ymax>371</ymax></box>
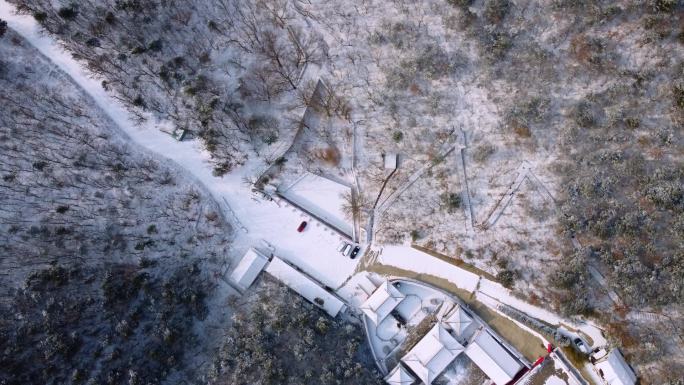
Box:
<box><xmin>384</xmin><ymin>153</ymin><xmax>398</xmax><ymax>169</ymax></box>
<box><xmin>443</xmin><ymin>305</ymin><xmax>476</xmax><ymax>341</ymax></box>
<box><xmin>265</xmin><ymin>257</ymin><xmax>346</xmax><ymax>317</ymax></box>
<box><xmin>594</xmin><ymin>349</ymin><xmax>637</xmax><ymax>385</ymax></box>
<box><xmin>465</xmin><ymin>330</ymin><xmax>523</xmax><ymax>385</ymax></box>
<box><xmin>229</xmin><ymin>248</ymin><xmax>269</xmax><ymax>291</ymax></box>
<box><xmin>361</xmin><ymin>280</ymin><xmax>405</xmax><ymax>324</ymax></box>
<box><xmin>384</xmin><ymin>363</ymin><xmax>416</xmax><ymax>385</ymax></box>
<box><xmin>402</xmin><ymin>324</ymin><xmax>465</xmax><ymax>384</ymax></box>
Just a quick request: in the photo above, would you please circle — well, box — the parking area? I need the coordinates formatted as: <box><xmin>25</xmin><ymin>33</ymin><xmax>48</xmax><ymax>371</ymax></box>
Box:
<box><xmin>279</xmin><ymin>172</ymin><xmax>353</xmax><ymax>238</ymax></box>
<box><xmin>248</xmin><ymin>197</ymin><xmax>362</xmax><ymax>289</ymax></box>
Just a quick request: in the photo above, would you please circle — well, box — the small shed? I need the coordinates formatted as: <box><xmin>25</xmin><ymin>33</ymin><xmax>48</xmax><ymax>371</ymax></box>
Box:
<box><xmin>230</xmin><ymin>248</ymin><xmax>269</xmax><ymax>291</ymax></box>
<box><xmin>171</xmin><ymin>128</ymin><xmax>188</xmax><ymax>141</ymax></box>
<box><xmin>594</xmin><ymin>349</ymin><xmax>637</xmax><ymax>385</ymax></box>
<box><xmin>384</xmin><ymin>153</ymin><xmax>398</xmax><ymax>170</ymax></box>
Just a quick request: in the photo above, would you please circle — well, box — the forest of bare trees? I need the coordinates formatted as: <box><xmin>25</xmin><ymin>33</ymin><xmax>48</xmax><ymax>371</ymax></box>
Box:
<box><xmin>8</xmin><ymin>0</ymin><xmax>324</xmax><ymax>174</ymax></box>
<box><xmin>0</xmin><ymin>28</ymin><xmax>237</xmax><ymax>384</ymax></box>
<box><xmin>208</xmin><ymin>276</ymin><xmax>383</xmax><ymax>385</ymax></box>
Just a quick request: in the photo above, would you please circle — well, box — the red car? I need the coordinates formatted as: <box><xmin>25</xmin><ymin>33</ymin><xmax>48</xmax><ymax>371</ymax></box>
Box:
<box><xmin>297</xmin><ymin>221</ymin><xmax>308</xmax><ymax>232</ymax></box>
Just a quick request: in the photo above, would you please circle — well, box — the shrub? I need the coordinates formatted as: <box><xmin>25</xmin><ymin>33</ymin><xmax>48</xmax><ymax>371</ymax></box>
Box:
<box><xmin>674</xmin><ymin>81</ymin><xmax>684</xmax><ymax>109</ymax></box>
<box><xmin>415</xmin><ymin>43</ymin><xmax>452</xmax><ymax>79</ymax></box>
<box><xmin>85</xmin><ymin>37</ymin><xmax>100</xmax><ymax>47</ymax></box>
<box><xmin>148</xmin><ymin>39</ymin><xmax>163</xmax><ymax>52</ymax></box>
<box><xmin>652</xmin><ymin>0</ymin><xmax>678</xmax><ymax>13</ymax></box>
<box><xmin>212</xmin><ymin>161</ymin><xmax>232</xmax><ymax>176</ymax></box>
<box><xmin>515</xmin><ymin>123</ymin><xmax>533</xmax><ymax>138</ymax></box>
<box><xmin>446</xmin><ymin>0</ymin><xmax>473</xmax><ymax>9</ymax></box>
<box><xmin>410</xmin><ymin>229</ymin><xmax>420</xmax><ymax>242</ymax></box>
<box><xmin>392</xmin><ymin>131</ymin><xmax>403</xmax><ymax>142</ymax></box>
<box><xmin>484</xmin><ymin>0</ymin><xmax>511</xmax><ymax>24</ymax></box>
<box><xmin>441</xmin><ymin>192</ymin><xmax>462</xmax><ymax>212</ymax></box>
<box><xmin>481</xmin><ymin>31</ymin><xmax>512</xmax><ymax>62</ymax></box>
<box><xmin>58</xmin><ymin>6</ymin><xmax>78</xmax><ymax>20</ymax></box>
<box><xmin>133</xmin><ymin>95</ymin><xmax>146</xmax><ymax>108</ymax></box>
<box><xmin>573</xmin><ymin>100</ymin><xmax>597</xmax><ymax>128</ymax></box>
<box><xmin>33</xmin><ymin>12</ymin><xmax>48</xmax><ymax>22</ymax></box>
<box><xmin>473</xmin><ymin>143</ymin><xmax>496</xmax><ymax>163</ymax></box>
<box><xmin>496</xmin><ymin>269</ymin><xmax>515</xmax><ymax>288</ymax></box>
<box><xmin>624</xmin><ymin>116</ymin><xmax>640</xmax><ymax>129</ymax></box>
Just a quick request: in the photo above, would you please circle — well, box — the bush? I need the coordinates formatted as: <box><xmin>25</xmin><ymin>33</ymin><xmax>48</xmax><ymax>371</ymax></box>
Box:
<box><xmin>33</xmin><ymin>12</ymin><xmax>48</xmax><ymax>22</ymax></box>
<box><xmin>473</xmin><ymin>143</ymin><xmax>496</xmax><ymax>163</ymax></box>
<box><xmin>481</xmin><ymin>31</ymin><xmax>512</xmax><ymax>62</ymax></box>
<box><xmin>148</xmin><ymin>39</ymin><xmax>163</xmax><ymax>52</ymax></box>
<box><xmin>573</xmin><ymin>100</ymin><xmax>597</xmax><ymax>128</ymax></box>
<box><xmin>392</xmin><ymin>131</ymin><xmax>403</xmax><ymax>142</ymax></box>
<box><xmin>415</xmin><ymin>43</ymin><xmax>452</xmax><ymax>79</ymax></box>
<box><xmin>441</xmin><ymin>192</ymin><xmax>462</xmax><ymax>212</ymax></box>
<box><xmin>146</xmin><ymin>224</ymin><xmax>157</xmax><ymax>234</ymax></box>
<box><xmin>57</xmin><ymin>6</ymin><xmax>78</xmax><ymax>20</ymax></box>
<box><xmin>496</xmin><ymin>269</ymin><xmax>515</xmax><ymax>288</ymax></box>
<box><xmin>674</xmin><ymin>81</ymin><xmax>684</xmax><ymax>109</ymax></box>
<box><xmin>133</xmin><ymin>95</ymin><xmax>146</xmax><ymax>108</ymax></box>
<box><xmin>446</xmin><ymin>0</ymin><xmax>473</xmax><ymax>9</ymax></box>
<box><xmin>484</xmin><ymin>0</ymin><xmax>511</xmax><ymax>24</ymax></box>
<box><xmin>652</xmin><ymin>0</ymin><xmax>678</xmax><ymax>13</ymax></box>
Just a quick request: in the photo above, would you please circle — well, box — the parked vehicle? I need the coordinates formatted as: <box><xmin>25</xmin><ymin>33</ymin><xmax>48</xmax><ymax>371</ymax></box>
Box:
<box><xmin>297</xmin><ymin>221</ymin><xmax>307</xmax><ymax>232</ymax></box>
<box><xmin>337</xmin><ymin>242</ymin><xmax>348</xmax><ymax>252</ymax></box>
<box><xmin>342</xmin><ymin>244</ymin><xmax>352</xmax><ymax>256</ymax></box>
<box><xmin>573</xmin><ymin>337</ymin><xmax>590</xmax><ymax>354</ymax></box>
<box><xmin>350</xmin><ymin>245</ymin><xmax>361</xmax><ymax>259</ymax></box>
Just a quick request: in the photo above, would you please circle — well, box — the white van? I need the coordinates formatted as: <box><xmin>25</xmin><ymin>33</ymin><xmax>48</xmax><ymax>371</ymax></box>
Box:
<box><xmin>337</xmin><ymin>242</ymin><xmax>348</xmax><ymax>253</ymax></box>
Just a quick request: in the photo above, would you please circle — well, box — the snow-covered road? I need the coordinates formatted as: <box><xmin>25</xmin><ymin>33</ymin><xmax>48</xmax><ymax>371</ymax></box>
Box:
<box><xmin>0</xmin><ymin>1</ymin><xmax>360</xmax><ymax>289</ymax></box>
<box><xmin>376</xmin><ymin>245</ymin><xmax>608</xmax><ymax>348</ymax></box>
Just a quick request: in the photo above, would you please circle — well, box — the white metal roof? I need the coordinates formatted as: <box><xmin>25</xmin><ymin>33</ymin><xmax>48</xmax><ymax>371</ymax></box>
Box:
<box><xmin>265</xmin><ymin>257</ymin><xmax>346</xmax><ymax>317</ymax></box>
<box><xmin>357</xmin><ymin>273</ymin><xmax>378</xmax><ymax>297</ymax></box>
<box><xmin>465</xmin><ymin>330</ymin><xmax>523</xmax><ymax>385</ymax></box>
<box><xmin>402</xmin><ymin>324</ymin><xmax>464</xmax><ymax>384</ymax></box>
<box><xmin>229</xmin><ymin>248</ymin><xmax>269</xmax><ymax>290</ymax></box>
<box><xmin>595</xmin><ymin>349</ymin><xmax>637</xmax><ymax>385</ymax></box>
<box><xmin>384</xmin><ymin>153</ymin><xmax>398</xmax><ymax>169</ymax></box>
<box><xmin>360</xmin><ymin>280</ymin><xmax>405</xmax><ymax>324</ymax></box>
<box><xmin>443</xmin><ymin>305</ymin><xmax>475</xmax><ymax>339</ymax></box>
<box><xmin>384</xmin><ymin>363</ymin><xmax>416</xmax><ymax>385</ymax></box>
